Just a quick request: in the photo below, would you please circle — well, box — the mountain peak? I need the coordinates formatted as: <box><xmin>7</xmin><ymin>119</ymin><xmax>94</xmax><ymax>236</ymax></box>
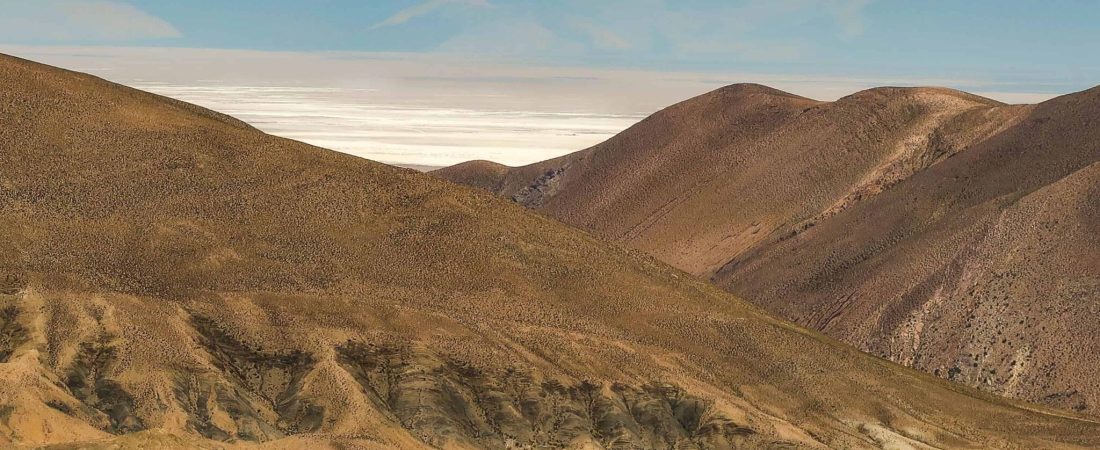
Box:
<box><xmin>438</xmin><ymin>74</ymin><xmax>1100</xmax><ymax>422</ymax></box>
<box><xmin>705</xmin><ymin>83</ymin><xmax>818</xmax><ymax>102</ymax></box>
<box><xmin>840</xmin><ymin>85</ymin><xmax>1005</xmax><ymax>106</ymax></box>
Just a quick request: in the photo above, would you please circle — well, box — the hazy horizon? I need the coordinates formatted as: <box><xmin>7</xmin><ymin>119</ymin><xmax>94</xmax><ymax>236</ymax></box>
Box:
<box><xmin>3</xmin><ymin>1</ymin><xmax>1098</xmax><ymax>167</ymax></box>
<box><xmin>3</xmin><ymin>45</ymin><xmax>1079</xmax><ymax>169</ymax></box>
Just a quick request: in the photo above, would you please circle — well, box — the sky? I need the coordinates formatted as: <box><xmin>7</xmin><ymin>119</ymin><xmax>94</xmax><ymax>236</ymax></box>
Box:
<box><xmin>2</xmin><ymin>0</ymin><xmax>1098</xmax><ymax>168</ymax></box>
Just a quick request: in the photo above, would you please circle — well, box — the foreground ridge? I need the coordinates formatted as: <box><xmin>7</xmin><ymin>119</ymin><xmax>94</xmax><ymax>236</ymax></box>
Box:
<box><xmin>1</xmin><ymin>53</ymin><xmax>1099</xmax><ymax>449</ymax></box>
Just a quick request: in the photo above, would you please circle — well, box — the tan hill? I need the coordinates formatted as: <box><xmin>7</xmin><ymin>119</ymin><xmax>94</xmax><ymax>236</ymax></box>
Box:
<box><xmin>2</xmin><ymin>53</ymin><xmax>1099</xmax><ymax>449</ymax></box>
<box><xmin>434</xmin><ymin>83</ymin><xmax>1100</xmax><ymax>416</ymax></box>
<box><xmin>433</xmin><ymin>159</ymin><xmax>511</xmax><ymax>192</ymax></box>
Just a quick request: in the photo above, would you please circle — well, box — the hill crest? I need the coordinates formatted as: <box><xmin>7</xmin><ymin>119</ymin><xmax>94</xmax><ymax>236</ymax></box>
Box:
<box><xmin>435</xmin><ymin>78</ymin><xmax>1100</xmax><ymax>417</ymax></box>
<box><xmin>8</xmin><ymin>52</ymin><xmax>1100</xmax><ymax>449</ymax></box>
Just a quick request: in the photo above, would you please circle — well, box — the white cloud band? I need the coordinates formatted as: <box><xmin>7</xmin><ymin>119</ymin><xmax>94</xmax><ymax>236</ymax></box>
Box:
<box><xmin>0</xmin><ymin>0</ymin><xmax>180</xmax><ymax>42</ymax></box>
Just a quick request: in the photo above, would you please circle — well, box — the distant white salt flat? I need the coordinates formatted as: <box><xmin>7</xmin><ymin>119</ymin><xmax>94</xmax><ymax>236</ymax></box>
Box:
<box><xmin>132</xmin><ymin>83</ymin><xmax>643</xmax><ymax>168</ymax></box>
<box><xmin>9</xmin><ymin>46</ymin><xmax>1067</xmax><ymax>169</ymax></box>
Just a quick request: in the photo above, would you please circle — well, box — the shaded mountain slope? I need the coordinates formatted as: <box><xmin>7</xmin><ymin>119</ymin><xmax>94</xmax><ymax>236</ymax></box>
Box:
<box><xmin>436</xmin><ymin>85</ymin><xmax>1013</xmax><ymax>275</ymax></box>
<box><xmin>2</xmin><ymin>54</ymin><xmax>1100</xmax><ymax>449</ymax></box>
<box><xmin>434</xmin><ymin>84</ymin><xmax>1100</xmax><ymax>415</ymax></box>
<box><xmin>716</xmin><ymin>85</ymin><xmax>1100</xmax><ymax>414</ymax></box>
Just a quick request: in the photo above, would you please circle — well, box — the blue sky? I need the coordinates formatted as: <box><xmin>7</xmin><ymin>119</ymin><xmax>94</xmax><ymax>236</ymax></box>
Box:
<box><xmin>2</xmin><ymin>1</ymin><xmax>1098</xmax><ymax>167</ymax></box>
<box><xmin>3</xmin><ymin>0</ymin><xmax>1099</xmax><ymax>93</ymax></box>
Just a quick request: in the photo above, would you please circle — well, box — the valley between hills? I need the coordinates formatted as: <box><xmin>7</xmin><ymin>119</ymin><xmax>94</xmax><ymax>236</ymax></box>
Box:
<box><xmin>1</xmin><ymin>52</ymin><xmax>1099</xmax><ymax>450</ymax></box>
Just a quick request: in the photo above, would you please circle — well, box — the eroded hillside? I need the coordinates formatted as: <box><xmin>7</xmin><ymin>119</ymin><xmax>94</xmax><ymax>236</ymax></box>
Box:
<box><xmin>2</xmin><ymin>53</ymin><xmax>1100</xmax><ymax>449</ymax></box>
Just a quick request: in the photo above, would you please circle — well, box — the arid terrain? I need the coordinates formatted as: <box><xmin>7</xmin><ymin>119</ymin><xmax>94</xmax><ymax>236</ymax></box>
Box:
<box><xmin>3</xmin><ymin>54</ymin><xmax>1100</xmax><ymax>449</ymax></box>
<box><xmin>436</xmin><ymin>83</ymin><xmax>1100</xmax><ymax>418</ymax></box>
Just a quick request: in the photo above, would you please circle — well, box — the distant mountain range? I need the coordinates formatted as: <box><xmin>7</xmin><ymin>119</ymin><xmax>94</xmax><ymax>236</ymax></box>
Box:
<box><xmin>436</xmin><ymin>82</ymin><xmax>1100</xmax><ymax>417</ymax></box>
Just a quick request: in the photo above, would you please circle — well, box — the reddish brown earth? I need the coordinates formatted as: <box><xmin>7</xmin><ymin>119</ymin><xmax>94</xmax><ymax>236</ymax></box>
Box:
<box><xmin>435</xmin><ymin>82</ymin><xmax>1100</xmax><ymax>417</ymax></box>
<box><xmin>7</xmin><ymin>52</ymin><xmax>1100</xmax><ymax>449</ymax></box>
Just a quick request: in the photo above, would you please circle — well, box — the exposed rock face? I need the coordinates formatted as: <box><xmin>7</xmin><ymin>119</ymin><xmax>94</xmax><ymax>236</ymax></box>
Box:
<box><xmin>512</xmin><ymin>166</ymin><xmax>569</xmax><ymax>208</ymax></box>
<box><xmin>334</xmin><ymin>342</ymin><xmax>756</xmax><ymax>449</ymax></box>
<box><xmin>0</xmin><ymin>305</ymin><xmax>27</xmax><ymax>363</ymax></box>
<box><xmin>178</xmin><ymin>314</ymin><xmax>322</xmax><ymax>441</ymax></box>
<box><xmin>435</xmin><ymin>84</ymin><xmax>1100</xmax><ymax>416</ymax></box>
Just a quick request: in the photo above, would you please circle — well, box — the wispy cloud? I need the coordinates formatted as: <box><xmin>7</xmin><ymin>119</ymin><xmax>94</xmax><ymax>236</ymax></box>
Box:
<box><xmin>567</xmin><ymin>18</ymin><xmax>632</xmax><ymax>51</ymax></box>
<box><xmin>650</xmin><ymin>0</ymin><xmax>874</xmax><ymax>53</ymax></box>
<box><xmin>438</xmin><ymin>19</ymin><xmax>580</xmax><ymax>56</ymax></box>
<box><xmin>370</xmin><ymin>0</ymin><xmax>491</xmax><ymax>30</ymax></box>
<box><xmin>821</xmin><ymin>0</ymin><xmax>873</xmax><ymax>37</ymax></box>
<box><xmin>0</xmin><ymin>0</ymin><xmax>180</xmax><ymax>42</ymax></box>
<box><xmin>422</xmin><ymin>0</ymin><xmax>872</xmax><ymax>63</ymax></box>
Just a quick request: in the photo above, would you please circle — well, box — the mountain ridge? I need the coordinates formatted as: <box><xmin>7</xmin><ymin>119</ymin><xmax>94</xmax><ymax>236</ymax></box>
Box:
<box><xmin>7</xmin><ymin>52</ymin><xmax>1100</xmax><ymax>449</ymax></box>
<box><xmin>435</xmin><ymin>80</ymin><xmax>1100</xmax><ymax>416</ymax></box>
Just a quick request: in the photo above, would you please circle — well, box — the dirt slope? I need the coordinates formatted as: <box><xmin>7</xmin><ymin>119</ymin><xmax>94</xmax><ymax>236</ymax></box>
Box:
<box><xmin>432</xmin><ymin>160</ymin><xmax>511</xmax><ymax>193</ymax></box>
<box><xmin>3</xmin><ymin>54</ymin><xmax>1100</xmax><ymax>449</ymax></box>
<box><xmin>435</xmin><ymin>84</ymin><xmax>1100</xmax><ymax>416</ymax></box>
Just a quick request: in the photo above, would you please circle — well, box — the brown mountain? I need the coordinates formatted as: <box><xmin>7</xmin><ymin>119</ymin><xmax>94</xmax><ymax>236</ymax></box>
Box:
<box><xmin>434</xmin><ymin>83</ymin><xmax>1100</xmax><ymax>416</ymax></box>
<box><xmin>2</xmin><ymin>54</ymin><xmax>1098</xmax><ymax>450</ymax></box>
